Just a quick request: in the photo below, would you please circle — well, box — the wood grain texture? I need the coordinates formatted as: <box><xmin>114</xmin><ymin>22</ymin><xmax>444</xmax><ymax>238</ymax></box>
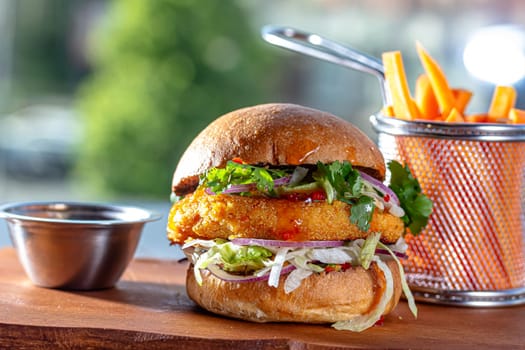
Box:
<box><xmin>0</xmin><ymin>247</ymin><xmax>524</xmax><ymax>349</ymax></box>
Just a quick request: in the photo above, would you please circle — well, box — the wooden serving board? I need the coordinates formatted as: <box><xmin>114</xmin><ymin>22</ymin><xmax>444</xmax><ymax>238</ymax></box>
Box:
<box><xmin>0</xmin><ymin>247</ymin><xmax>523</xmax><ymax>349</ymax></box>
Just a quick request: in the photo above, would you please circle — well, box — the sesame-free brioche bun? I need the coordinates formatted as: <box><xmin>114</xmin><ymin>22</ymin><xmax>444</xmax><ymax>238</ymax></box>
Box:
<box><xmin>186</xmin><ymin>260</ymin><xmax>402</xmax><ymax>324</ymax></box>
<box><xmin>172</xmin><ymin>103</ymin><xmax>385</xmax><ymax>195</ymax></box>
<box><xmin>170</xmin><ymin>103</ymin><xmax>408</xmax><ymax>328</ymax></box>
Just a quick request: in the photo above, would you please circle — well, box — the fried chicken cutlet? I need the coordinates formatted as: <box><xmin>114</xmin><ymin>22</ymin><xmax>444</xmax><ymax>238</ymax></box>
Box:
<box><xmin>168</xmin><ymin>188</ymin><xmax>404</xmax><ymax>245</ymax></box>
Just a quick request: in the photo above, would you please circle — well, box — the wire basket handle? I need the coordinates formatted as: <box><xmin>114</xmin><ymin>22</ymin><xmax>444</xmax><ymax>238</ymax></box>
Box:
<box><xmin>261</xmin><ymin>25</ymin><xmax>389</xmax><ymax>105</ymax></box>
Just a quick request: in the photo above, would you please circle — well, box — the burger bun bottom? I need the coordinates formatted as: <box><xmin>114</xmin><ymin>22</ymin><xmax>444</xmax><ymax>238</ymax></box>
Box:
<box><xmin>186</xmin><ymin>260</ymin><xmax>402</xmax><ymax>324</ymax></box>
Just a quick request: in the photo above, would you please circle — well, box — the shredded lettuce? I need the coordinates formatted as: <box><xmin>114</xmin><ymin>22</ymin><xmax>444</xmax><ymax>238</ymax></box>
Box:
<box><xmin>308</xmin><ymin>247</ymin><xmax>352</xmax><ymax>264</ymax></box>
<box><xmin>186</xmin><ymin>239</ymin><xmax>273</xmax><ymax>285</ymax></box>
<box><xmin>268</xmin><ymin>247</ymin><xmax>290</xmax><ymax>287</ymax></box>
<box><xmin>378</xmin><ymin>241</ymin><xmax>418</xmax><ymax>318</ymax></box>
<box><xmin>219</xmin><ymin>244</ymin><xmax>273</xmax><ymax>274</ymax></box>
<box><xmin>359</xmin><ymin>232</ymin><xmax>381</xmax><ymax>269</ymax></box>
<box><xmin>284</xmin><ymin>268</ymin><xmax>313</xmax><ymax>294</ymax></box>
<box><xmin>332</xmin><ymin>257</ymin><xmax>394</xmax><ymax>332</ymax></box>
<box><xmin>289</xmin><ymin>254</ymin><xmax>325</xmax><ymax>273</ymax></box>
<box><xmin>184</xmin><ymin>238</ymin><xmax>387</xmax><ymax>292</ymax></box>
<box><xmin>193</xmin><ymin>249</ymin><xmax>220</xmax><ymax>285</ymax></box>
<box><xmin>288</xmin><ymin>166</ymin><xmax>309</xmax><ymax>186</ymax></box>
<box><xmin>184</xmin><ymin>237</ymin><xmax>416</xmax><ymax>332</ymax></box>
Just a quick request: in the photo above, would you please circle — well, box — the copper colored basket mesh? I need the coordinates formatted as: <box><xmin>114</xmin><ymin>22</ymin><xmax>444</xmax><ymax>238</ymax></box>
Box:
<box><xmin>371</xmin><ymin>115</ymin><xmax>525</xmax><ymax>305</ymax></box>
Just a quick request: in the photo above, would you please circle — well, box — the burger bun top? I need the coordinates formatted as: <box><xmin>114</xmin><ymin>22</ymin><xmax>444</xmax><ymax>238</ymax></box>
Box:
<box><xmin>172</xmin><ymin>103</ymin><xmax>385</xmax><ymax>195</ymax></box>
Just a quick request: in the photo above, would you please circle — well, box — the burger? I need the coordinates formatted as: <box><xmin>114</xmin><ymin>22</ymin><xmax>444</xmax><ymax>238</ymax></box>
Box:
<box><xmin>167</xmin><ymin>103</ymin><xmax>431</xmax><ymax>331</ymax></box>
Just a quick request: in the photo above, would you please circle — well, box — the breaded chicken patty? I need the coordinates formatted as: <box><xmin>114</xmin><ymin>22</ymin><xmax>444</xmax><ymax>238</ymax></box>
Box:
<box><xmin>167</xmin><ymin>188</ymin><xmax>404</xmax><ymax>244</ymax></box>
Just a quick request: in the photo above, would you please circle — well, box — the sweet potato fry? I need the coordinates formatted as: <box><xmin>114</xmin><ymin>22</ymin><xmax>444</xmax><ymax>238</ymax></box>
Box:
<box><xmin>416</xmin><ymin>42</ymin><xmax>457</xmax><ymax>117</ymax></box>
<box><xmin>509</xmin><ymin>108</ymin><xmax>525</xmax><ymax>124</ymax></box>
<box><xmin>488</xmin><ymin>86</ymin><xmax>516</xmax><ymax>122</ymax></box>
<box><xmin>444</xmin><ymin>108</ymin><xmax>464</xmax><ymax>123</ymax></box>
<box><xmin>382</xmin><ymin>51</ymin><xmax>420</xmax><ymax>120</ymax></box>
<box><xmin>415</xmin><ymin>74</ymin><xmax>440</xmax><ymax>120</ymax></box>
<box><xmin>381</xmin><ymin>105</ymin><xmax>395</xmax><ymax>117</ymax></box>
<box><xmin>452</xmin><ymin>88</ymin><xmax>473</xmax><ymax>114</ymax></box>
<box><xmin>384</xmin><ymin>43</ymin><xmax>525</xmax><ymax>292</ymax></box>
<box><xmin>384</xmin><ymin>44</ymin><xmax>524</xmax><ymax>126</ymax></box>
<box><xmin>465</xmin><ymin>114</ymin><xmax>488</xmax><ymax>123</ymax></box>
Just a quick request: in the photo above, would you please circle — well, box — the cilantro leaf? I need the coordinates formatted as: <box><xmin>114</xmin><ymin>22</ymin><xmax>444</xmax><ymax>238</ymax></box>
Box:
<box><xmin>312</xmin><ymin>162</ymin><xmax>337</xmax><ymax>203</ymax></box>
<box><xmin>314</xmin><ymin>160</ymin><xmax>374</xmax><ymax>232</ymax></box>
<box><xmin>387</xmin><ymin>160</ymin><xmax>433</xmax><ymax>235</ymax></box>
<box><xmin>313</xmin><ymin>161</ymin><xmax>363</xmax><ymax>200</ymax></box>
<box><xmin>201</xmin><ymin>161</ymin><xmax>287</xmax><ymax>196</ymax></box>
<box><xmin>350</xmin><ymin>196</ymin><xmax>375</xmax><ymax>232</ymax></box>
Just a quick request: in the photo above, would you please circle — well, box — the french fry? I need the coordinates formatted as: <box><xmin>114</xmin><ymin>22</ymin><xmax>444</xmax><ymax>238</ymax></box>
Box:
<box><xmin>509</xmin><ymin>108</ymin><xmax>525</xmax><ymax>124</ymax></box>
<box><xmin>382</xmin><ymin>51</ymin><xmax>420</xmax><ymax>120</ymax></box>
<box><xmin>416</xmin><ymin>41</ymin><xmax>457</xmax><ymax>117</ymax></box>
<box><xmin>488</xmin><ymin>85</ymin><xmax>516</xmax><ymax>123</ymax></box>
<box><xmin>381</xmin><ymin>105</ymin><xmax>395</xmax><ymax>117</ymax></box>
<box><xmin>465</xmin><ymin>114</ymin><xmax>488</xmax><ymax>123</ymax></box>
<box><xmin>383</xmin><ymin>43</ymin><xmax>525</xmax><ymax>291</ymax></box>
<box><xmin>415</xmin><ymin>74</ymin><xmax>440</xmax><ymax>120</ymax></box>
<box><xmin>452</xmin><ymin>88</ymin><xmax>473</xmax><ymax>114</ymax></box>
<box><xmin>383</xmin><ymin>43</ymin><xmax>524</xmax><ymax>126</ymax></box>
<box><xmin>444</xmin><ymin>108</ymin><xmax>464</xmax><ymax>123</ymax></box>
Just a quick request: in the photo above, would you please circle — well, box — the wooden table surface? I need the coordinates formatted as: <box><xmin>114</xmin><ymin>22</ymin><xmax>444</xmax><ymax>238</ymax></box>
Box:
<box><xmin>0</xmin><ymin>247</ymin><xmax>524</xmax><ymax>349</ymax></box>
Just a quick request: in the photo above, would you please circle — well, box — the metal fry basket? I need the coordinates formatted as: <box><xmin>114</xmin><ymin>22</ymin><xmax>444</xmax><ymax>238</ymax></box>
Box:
<box><xmin>259</xmin><ymin>24</ymin><xmax>525</xmax><ymax>307</ymax></box>
<box><xmin>371</xmin><ymin>114</ymin><xmax>525</xmax><ymax>307</ymax></box>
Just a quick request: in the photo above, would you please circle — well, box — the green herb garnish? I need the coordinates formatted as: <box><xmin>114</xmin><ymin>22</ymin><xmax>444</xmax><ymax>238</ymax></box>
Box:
<box><xmin>313</xmin><ymin>160</ymin><xmax>374</xmax><ymax>231</ymax></box>
<box><xmin>349</xmin><ymin>196</ymin><xmax>375</xmax><ymax>232</ymax></box>
<box><xmin>387</xmin><ymin>160</ymin><xmax>433</xmax><ymax>235</ymax></box>
<box><xmin>202</xmin><ymin>160</ymin><xmax>288</xmax><ymax>196</ymax></box>
<box><xmin>200</xmin><ymin>159</ymin><xmax>432</xmax><ymax>235</ymax></box>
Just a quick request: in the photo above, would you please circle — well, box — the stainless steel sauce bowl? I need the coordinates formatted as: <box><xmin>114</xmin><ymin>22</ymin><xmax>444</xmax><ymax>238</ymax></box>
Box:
<box><xmin>0</xmin><ymin>201</ymin><xmax>161</xmax><ymax>290</ymax></box>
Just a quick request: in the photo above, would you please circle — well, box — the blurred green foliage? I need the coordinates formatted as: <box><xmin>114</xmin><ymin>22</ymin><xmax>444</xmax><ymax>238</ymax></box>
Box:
<box><xmin>6</xmin><ymin>0</ymin><xmax>74</xmax><ymax>110</ymax></box>
<box><xmin>77</xmin><ymin>0</ymin><xmax>277</xmax><ymax>199</ymax></box>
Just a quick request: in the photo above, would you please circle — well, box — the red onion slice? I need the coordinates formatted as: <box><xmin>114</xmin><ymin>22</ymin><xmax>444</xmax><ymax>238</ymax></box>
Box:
<box><xmin>231</xmin><ymin>238</ymin><xmax>345</xmax><ymax>248</ymax></box>
<box><xmin>375</xmin><ymin>248</ymin><xmax>407</xmax><ymax>259</ymax></box>
<box><xmin>206</xmin><ymin>263</ymin><xmax>296</xmax><ymax>283</ymax></box>
<box><xmin>273</xmin><ymin>176</ymin><xmax>291</xmax><ymax>186</ymax></box>
<box><xmin>357</xmin><ymin>170</ymin><xmax>400</xmax><ymax>205</ymax></box>
<box><xmin>222</xmin><ymin>183</ymin><xmax>254</xmax><ymax>194</ymax></box>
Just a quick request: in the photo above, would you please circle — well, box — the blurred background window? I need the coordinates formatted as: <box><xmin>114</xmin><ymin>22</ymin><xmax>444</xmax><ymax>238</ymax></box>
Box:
<box><xmin>1</xmin><ymin>0</ymin><xmax>524</xmax><ymax>258</ymax></box>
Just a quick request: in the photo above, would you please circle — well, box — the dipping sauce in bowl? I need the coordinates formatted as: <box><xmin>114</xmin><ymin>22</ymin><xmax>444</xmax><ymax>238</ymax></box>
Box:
<box><xmin>0</xmin><ymin>201</ymin><xmax>161</xmax><ymax>290</ymax></box>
